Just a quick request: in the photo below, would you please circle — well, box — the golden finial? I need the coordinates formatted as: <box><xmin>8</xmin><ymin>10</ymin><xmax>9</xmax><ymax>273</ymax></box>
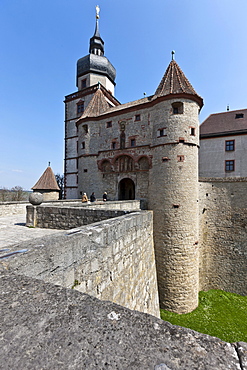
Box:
<box><xmin>96</xmin><ymin>5</ymin><xmax>100</xmax><ymax>19</ymax></box>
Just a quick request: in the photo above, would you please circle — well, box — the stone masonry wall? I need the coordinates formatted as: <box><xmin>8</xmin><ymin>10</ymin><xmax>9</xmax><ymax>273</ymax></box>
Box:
<box><xmin>0</xmin><ymin>201</ymin><xmax>29</xmax><ymax>217</ymax></box>
<box><xmin>199</xmin><ymin>178</ymin><xmax>247</xmax><ymax>295</ymax></box>
<box><xmin>26</xmin><ymin>200</ymin><xmax>141</xmax><ymax>229</ymax></box>
<box><xmin>1</xmin><ymin>211</ymin><xmax>160</xmax><ymax>317</ymax></box>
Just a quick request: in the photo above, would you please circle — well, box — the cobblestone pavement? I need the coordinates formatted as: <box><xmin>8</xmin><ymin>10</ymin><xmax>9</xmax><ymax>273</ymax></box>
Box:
<box><xmin>0</xmin><ymin>214</ymin><xmax>65</xmax><ymax>257</ymax></box>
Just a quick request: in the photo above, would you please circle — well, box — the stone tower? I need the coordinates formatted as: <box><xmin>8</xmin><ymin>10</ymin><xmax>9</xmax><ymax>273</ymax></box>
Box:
<box><xmin>148</xmin><ymin>58</ymin><xmax>203</xmax><ymax>313</ymax></box>
<box><xmin>64</xmin><ymin>6</ymin><xmax>119</xmax><ymax>199</ymax></box>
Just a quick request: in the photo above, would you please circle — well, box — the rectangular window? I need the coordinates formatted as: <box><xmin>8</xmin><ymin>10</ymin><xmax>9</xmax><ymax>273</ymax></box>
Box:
<box><xmin>77</xmin><ymin>101</ymin><xmax>84</xmax><ymax>114</ymax></box>
<box><xmin>158</xmin><ymin>128</ymin><xmax>166</xmax><ymax>137</ymax></box>
<box><xmin>112</xmin><ymin>142</ymin><xmax>116</xmax><ymax>149</ymax></box>
<box><xmin>130</xmin><ymin>138</ymin><xmax>136</xmax><ymax>147</ymax></box>
<box><xmin>225</xmin><ymin>160</ymin><xmax>234</xmax><ymax>171</ymax></box>
<box><xmin>81</xmin><ymin>142</ymin><xmax>85</xmax><ymax>149</ymax></box>
<box><xmin>225</xmin><ymin>140</ymin><xmax>235</xmax><ymax>151</ymax></box>
<box><xmin>106</xmin><ymin>121</ymin><xmax>112</xmax><ymax>128</ymax></box>
<box><xmin>190</xmin><ymin>127</ymin><xmax>195</xmax><ymax>136</ymax></box>
<box><xmin>235</xmin><ymin>113</ymin><xmax>244</xmax><ymax>119</ymax></box>
<box><xmin>135</xmin><ymin>114</ymin><xmax>141</xmax><ymax>121</ymax></box>
<box><xmin>81</xmin><ymin>79</ymin><xmax>87</xmax><ymax>89</ymax></box>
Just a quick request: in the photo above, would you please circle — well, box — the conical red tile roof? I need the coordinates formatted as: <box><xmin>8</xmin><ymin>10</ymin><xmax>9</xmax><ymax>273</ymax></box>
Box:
<box><xmin>155</xmin><ymin>60</ymin><xmax>203</xmax><ymax>107</ymax></box>
<box><xmin>32</xmin><ymin>166</ymin><xmax>60</xmax><ymax>191</ymax></box>
<box><xmin>79</xmin><ymin>87</ymin><xmax>110</xmax><ymax>119</ymax></box>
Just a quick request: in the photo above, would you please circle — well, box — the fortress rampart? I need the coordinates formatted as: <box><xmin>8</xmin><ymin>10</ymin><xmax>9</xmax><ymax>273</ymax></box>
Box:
<box><xmin>199</xmin><ymin>178</ymin><xmax>247</xmax><ymax>295</ymax></box>
<box><xmin>0</xmin><ymin>208</ymin><xmax>160</xmax><ymax>318</ymax></box>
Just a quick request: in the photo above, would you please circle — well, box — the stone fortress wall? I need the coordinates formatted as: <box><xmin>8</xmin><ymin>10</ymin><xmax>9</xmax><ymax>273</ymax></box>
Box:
<box><xmin>0</xmin><ymin>201</ymin><xmax>160</xmax><ymax>318</ymax></box>
<box><xmin>199</xmin><ymin>177</ymin><xmax>247</xmax><ymax>295</ymax></box>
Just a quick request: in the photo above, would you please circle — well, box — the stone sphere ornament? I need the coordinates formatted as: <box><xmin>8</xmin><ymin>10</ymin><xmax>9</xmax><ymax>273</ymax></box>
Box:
<box><xmin>29</xmin><ymin>192</ymin><xmax>43</xmax><ymax>205</ymax></box>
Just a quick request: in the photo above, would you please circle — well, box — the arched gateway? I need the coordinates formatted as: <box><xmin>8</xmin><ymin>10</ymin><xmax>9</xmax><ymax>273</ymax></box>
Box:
<box><xmin>118</xmin><ymin>178</ymin><xmax>135</xmax><ymax>200</ymax></box>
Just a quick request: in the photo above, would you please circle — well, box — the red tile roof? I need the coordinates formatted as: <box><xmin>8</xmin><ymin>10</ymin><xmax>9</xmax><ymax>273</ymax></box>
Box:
<box><xmin>32</xmin><ymin>166</ymin><xmax>60</xmax><ymax>191</ymax></box>
<box><xmin>155</xmin><ymin>60</ymin><xmax>203</xmax><ymax>107</ymax></box>
<box><xmin>78</xmin><ymin>87</ymin><xmax>110</xmax><ymax>119</ymax></box>
<box><xmin>200</xmin><ymin>108</ymin><xmax>247</xmax><ymax>137</ymax></box>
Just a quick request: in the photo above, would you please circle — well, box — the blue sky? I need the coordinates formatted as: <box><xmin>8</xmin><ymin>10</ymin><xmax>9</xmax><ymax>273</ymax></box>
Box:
<box><xmin>1</xmin><ymin>0</ymin><xmax>247</xmax><ymax>190</ymax></box>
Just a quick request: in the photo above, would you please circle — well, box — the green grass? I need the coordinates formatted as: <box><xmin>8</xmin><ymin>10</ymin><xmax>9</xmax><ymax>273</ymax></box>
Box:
<box><xmin>160</xmin><ymin>290</ymin><xmax>247</xmax><ymax>343</ymax></box>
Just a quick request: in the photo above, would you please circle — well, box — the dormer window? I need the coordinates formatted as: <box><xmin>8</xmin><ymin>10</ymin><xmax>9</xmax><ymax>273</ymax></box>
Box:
<box><xmin>77</xmin><ymin>101</ymin><xmax>84</xmax><ymax>114</ymax></box>
<box><xmin>235</xmin><ymin>113</ymin><xmax>244</xmax><ymax>119</ymax></box>
<box><xmin>172</xmin><ymin>102</ymin><xmax>183</xmax><ymax>114</ymax></box>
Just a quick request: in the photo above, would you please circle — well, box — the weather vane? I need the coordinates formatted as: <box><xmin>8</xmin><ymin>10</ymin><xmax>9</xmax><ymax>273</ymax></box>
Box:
<box><xmin>171</xmin><ymin>50</ymin><xmax>175</xmax><ymax>60</ymax></box>
<box><xmin>96</xmin><ymin>5</ymin><xmax>100</xmax><ymax>19</ymax></box>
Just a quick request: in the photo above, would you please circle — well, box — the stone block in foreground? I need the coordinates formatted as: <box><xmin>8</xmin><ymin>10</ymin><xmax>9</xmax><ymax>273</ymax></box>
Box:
<box><xmin>0</xmin><ymin>271</ymin><xmax>246</xmax><ymax>370</ymax></box>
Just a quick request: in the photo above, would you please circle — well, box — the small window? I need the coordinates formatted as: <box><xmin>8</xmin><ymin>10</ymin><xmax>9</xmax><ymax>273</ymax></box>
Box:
<box><xmin>158</xmin><ymin>128</ymin><xmax>166</xmax><ymax>137</ymax></box>
<box><xmin>177</xmin><ymin>155</ymin><xmax>185</xmax><ymax>162</ymax></box>
<box><xmin>235</xmin><ymin>113</ymin><xmax>244</xmax><ymax>119</ymax></box>
<box><xmin>190</xmin><ymin>127</ymin><xmax>195</xmax><ymax>136</ymax></box>
<box><xmin>225</xmin><ymin>140</ymin><xmax>235</xmax><ymax>151</ymax></box>
<box><xmin>84</xmin><ymin>169</ymin><xmax>88</xmax><ymax>173</ymax></box>
<box><xmin>77</xmin><ymin>101</ymin><xmax>84</xmax><ymax>114</ymax></box>
<box><xmin>76</xmin><ymin>159</ymin><xmax>78</xmax><ymax>169</ymax></box>
<box><xmin>179</xmin><ymin>138</ymin><xmax>185</xmax><ymax>143</ymax></box>
<box><xmin>112</xmin><ymin>142</ymin><xmax>116</xmax><ymax>149</ymax></box>
<box><xmin>162</xmin><ymin>157</ymin><xmax>169</xmax><ymax>162</ymax></box>
<box><xmin>81</xmin><ymin>79</ymin><xmax>87</xmax><ymax>89</ymax></box>
<box><xmin>225</xmin><ymin>160</ymin><xmax>234</xmax><ymax>171</ymax></box>
<box><xmin>135</xmin><ymin>114</ymin><xmax>141</xmax><ymax>121</ymax></box>
<box><xmin>172</xmin><ymin>102</ymin><xmax>183</xmax><ymax>114</ymax></box>
<box><xmin>106</xmin><ymin>121</ymin><xmax>112</xmax><ymax>128</ymax></box>
<box><xmin>83</xmin><ymin>124</ymin><xmax>88</xmax><ymax>134</ymax></box>
<box><xmin>81</xmin><ymin>142</ymin><xmax>85</xmax><ymax>149</ymax></box>
<box><xmin>130</xmin><ymin>138</ymin><xmax>136</xmax><ymax>147</ymax></box>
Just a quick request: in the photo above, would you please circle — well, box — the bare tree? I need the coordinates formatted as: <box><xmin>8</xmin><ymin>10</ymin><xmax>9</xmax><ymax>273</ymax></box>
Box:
<box><xmin>11</xmin><ymin>186</ymin><xmax>25</xmax><ymax>201</ymax></box>
<box><xmin>55</xmin><ymin>174</ymin><xmax>64</xmax><ymax>200</ymax></box>
<box><xmin>0</xmin><ymin>187</ymin><xmax>9</xmax><ymax>201</ymax></box>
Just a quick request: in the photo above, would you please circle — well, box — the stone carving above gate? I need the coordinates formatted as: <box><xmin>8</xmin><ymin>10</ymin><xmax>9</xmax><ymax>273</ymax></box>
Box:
<box><xmin>98</xmin><ymin>154</ymin><xmax>151</xmax><ymax>173</ymax></box>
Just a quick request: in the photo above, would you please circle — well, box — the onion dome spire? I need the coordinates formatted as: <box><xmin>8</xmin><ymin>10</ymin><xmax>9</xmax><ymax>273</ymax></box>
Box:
<box><xmin>89</xmin><ymin>5</ymin><xmax>104</xmax><ymax>56</ymax></box>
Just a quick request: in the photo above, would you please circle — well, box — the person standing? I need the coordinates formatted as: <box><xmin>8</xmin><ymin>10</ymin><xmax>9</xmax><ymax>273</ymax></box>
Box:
<box><xmin>90</xmin><ymin>192</ymin><xmax>96</xmax><ymax>202</ymax></box>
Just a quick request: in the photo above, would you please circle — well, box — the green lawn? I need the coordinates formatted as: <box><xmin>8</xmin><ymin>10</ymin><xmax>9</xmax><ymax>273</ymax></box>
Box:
<box><xmin>160</xmin><ymin>290</ymin><xmax>247</xmax><ymax>343</ymax></box>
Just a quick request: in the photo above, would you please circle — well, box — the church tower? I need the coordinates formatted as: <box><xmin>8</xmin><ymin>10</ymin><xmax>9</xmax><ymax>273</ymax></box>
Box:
<box><xmin>64</xmin><ymin>6</ymin><xmax>119</xmax><ymax>199</ymax></box>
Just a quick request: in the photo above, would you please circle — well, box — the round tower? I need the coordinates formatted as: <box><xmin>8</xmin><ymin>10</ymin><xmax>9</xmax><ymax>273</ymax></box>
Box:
<box><xmin>148</xmin><ymin>57</ymin><xmax>203</xmax><ymax>313</ymax></box>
